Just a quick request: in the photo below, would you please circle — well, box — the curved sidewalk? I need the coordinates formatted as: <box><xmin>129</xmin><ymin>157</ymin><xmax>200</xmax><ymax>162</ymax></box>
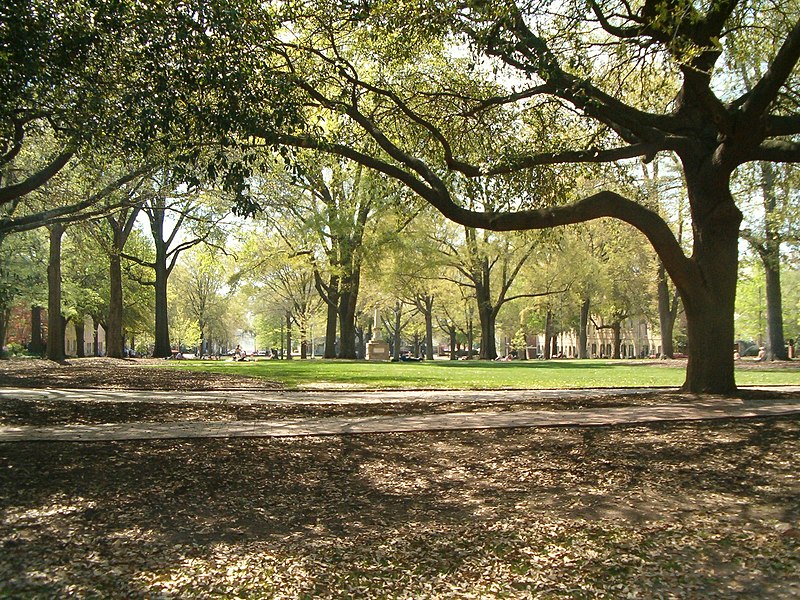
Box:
<box><xmin>1</xmin><ymin>387</ymin><xmax>799</xmax><ymax>442</ymax></box>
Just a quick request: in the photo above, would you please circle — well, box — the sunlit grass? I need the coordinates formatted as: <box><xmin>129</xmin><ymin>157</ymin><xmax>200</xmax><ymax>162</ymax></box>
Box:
<box><xmin>150</xmin><ymin>358</ymin><xmax>800</xmax><ymax>389</ymax></box>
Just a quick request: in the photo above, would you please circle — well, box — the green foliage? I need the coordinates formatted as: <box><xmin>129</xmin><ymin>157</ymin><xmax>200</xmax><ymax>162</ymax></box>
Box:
<box><xmin>0</xmin><ymin>230</ymin><xmax>47</xmax><ymax>313</ymax></box>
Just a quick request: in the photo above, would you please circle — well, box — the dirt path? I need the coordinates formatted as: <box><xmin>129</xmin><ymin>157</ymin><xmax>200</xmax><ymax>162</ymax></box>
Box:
<box><xmin>2</xmin><ymin>387</ymin><xmax>799</xmax><ymax>441</ymax></box>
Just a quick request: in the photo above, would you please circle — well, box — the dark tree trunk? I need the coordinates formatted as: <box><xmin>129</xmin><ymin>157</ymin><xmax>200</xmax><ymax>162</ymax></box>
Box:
<box><xmin>322</xmin><ymin>275</ymin><xmax>339</xmax><ymax>358</ymax></box>
<box><xmin>448</xmin><ymin>326</ymin><xmax>457</xmax><ymax>360</ymax></box>
<box><xmin>466</xmin><ymin>314</ymin><xmax>475</xmax><ymax>359</ymax></box>
<box><xmin>0</xmin><ymin>307</ymin><xmax>9</xmax><ymax>355</ymax></box>
<box><xmin>579</xmin><ymin>297</ymin><xmax>590</xmax><ymax>359</ymax></box>
<box><xmin>611</xmin><ymin>321</ymin><xmax>622</xmax><ymax>359</ymax></box>
<box><xmin>474</xmin><ymin>260</ymin><xmax>498</xmax><ymax>360</ymax></box>
<box><xmin>314</xmin><ymin>270</ymin><xmax>339</xmax><ymax>358</ymax></box>
<box><xmin>337</xmin><ymin>269</ymin><xmax>360</xmax><ymax>359</ymax></box>
<box><xmin>422</xmin><ymin>296</ymin><xmax>434</xmax><ymax>360</ymax></box>
<box><xmin>30</xmin><ymin>306</ymin><xmax>43</xmax><ymax>354</ymax></box>
<box><xmin>74</xmin><ymin>319</ymin><xmax>85</xmax><ymax>358</ymax></box>
<box><xmin>544</xmin><ymin>309</ymin><xmax>553</xmax><ymax>360</ymax></box>
<box><xmin>657</xmin><ymin>262</ymin><xmax>677</xmax><ymax>358</ymax></box>
<box><xmin>355</xmin><ymin>325</ymin><xmax>365</xmax><ymax>358</ymax></box>
<box><xmin>393</xmin><ymin>302</ymin><xmax>402</xmax><ymax>360</ymax></box>
<box><xmin>47</xmin><ymin>224</ymin><xmax>65</xmax><ymax>362</ymax></box>
<box><xmin>756</xmin><ymin>163</ymin><xmax>788</xmax><ymax>360</ymax></box>
<box><xmin>285</xmin><ymin>312</ymin><xmax>293</xmax><ymax>360</ymax></box>
<box><xmin>107</xmin><ymin>253</ymin><xmax>124</xmax><ymax>358</ymax></box>
<box><xmin>105</xmin><ymin>204</ymin><xmax>140</xmax><ymax>359</ymax></box>
<box><xmin>477</xmin><ymin>304</ymin><xmax>497</xmax><ymax>359</ymax></box>
<box><xmin>152</xmin><ymin>258</ymin><xmax>170</xmax><ymax>357</ymax></box>
<box><xmin>763</xmin><ymin>257</ymin><xmax>787</xmax><ymax>360</ymax></box>
<box><xmin>300</xmin><ymin>322</ymin><xmax>308</xmax><ymax>359</ymax></box>
<box><xmin>678</xmin><ymin>170</ymin><xmax>741</xmax><ymax>394</ymax></box>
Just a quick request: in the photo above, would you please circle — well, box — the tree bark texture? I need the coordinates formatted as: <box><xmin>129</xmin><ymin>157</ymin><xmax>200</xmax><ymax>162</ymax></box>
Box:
<box><xmin>758</xmin><ymin>162</ymin><xmax>788</xmax><ymax>360</ymax></box>
<box><xmin>285</xmin><ymin>312</ymin><xmax>293</xmax><ymax>359</ymax></box>
<box><xmin>74</xmin><ymin>319</ymin><xmax>85</xmax><ymax>358</ymax></box>
<box><xmin>337</xmin><ymin>270</ymin><xmax>360</xmax><ymax>359</ymax></box>
<box><xmin>152</xmin><ymin>259</ymin><xmax>171</xmax><ymax>358</ymax></box>
<box><xmin>579</xmin><ymin>297</ymin><xmax>590</xmax><ymax>359</ymax></box>
<box><xmin>106</xmin><ymin>253</ymin><xmax>124</xmax><ymax>358</ymax></box>
<box><xmin>30</xmin><ymin>306</ymin><xmax>43</xmax><ymax>354</ymax></box>
<box><xmin>657</xmin><ymin>262</ymin><xmax>676</xmax><ymax>358</ymax></box>
<box><xmin>544</xmin><ymin>309</ymin><xmax>553</xmax><ymax>360</ymax></box>
<box><xmin>678</xmin><ymin>170</ymin><xmax>742</xmax><ymax>394</ymax></box>
<box><xmin>47</xmin><ymin>224</ymin><xmax>65</xmax><ymax>362</ymax></box>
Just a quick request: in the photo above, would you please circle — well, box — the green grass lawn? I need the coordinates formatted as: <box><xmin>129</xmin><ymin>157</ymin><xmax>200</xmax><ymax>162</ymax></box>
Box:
<box><xmin>152</xmin><ymin>358</ymin><xmax>800</xmax><ymax>389</ymax></box>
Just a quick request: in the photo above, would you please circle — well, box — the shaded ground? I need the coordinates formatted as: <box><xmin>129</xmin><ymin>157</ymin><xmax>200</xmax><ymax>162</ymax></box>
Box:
<box><xmin>0</xmin><ymin>358</ymin><xmax>799</xmax><ymax>598</ymax></box>
<box><xmin>0</xmin><ymin>357</ymin><xmax>278</xmax><ymax>391</ymax></box>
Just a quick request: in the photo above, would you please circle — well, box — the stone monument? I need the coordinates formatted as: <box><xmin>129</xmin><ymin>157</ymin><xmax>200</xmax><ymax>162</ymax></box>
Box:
<box><xmin>366</xmin><ymin>307</ymin><xmax>390</xmax><ymax>361</ymax></box>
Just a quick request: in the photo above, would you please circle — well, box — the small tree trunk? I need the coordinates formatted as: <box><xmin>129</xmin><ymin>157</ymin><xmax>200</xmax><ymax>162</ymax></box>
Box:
<box><xmin>544</xmin><ymin>309</ymin><xmax>553</xmax><ymax>360</ymax></box>
<box><xmin>466</xmin><ymin>315</ymin><xmax>475</xmax><ymax>359</ymax></box>
<box><xmin>393</xmin><ymin>302</ymin><xmax>402</xmax><ymax>360</ymax></box>
<box><xmin>424</xmin><ymin>297</ymin><xmax>434</xmax><ymax>360</ymax></box>
<box><xmin>47</xmin><ymin>224</ymin><xmax>65</xmax><ymax>362</ymax></box>
<box><xmin>106</xmin><ymin>253</ymin><xmax>124</xmax><ymax>358</ymax></box>
<box><xmin>30</xmin><ymin>306</ymin><xmax>43</xmax><ymax>354</ymax></box>
<box><xmin>300</xmin><ymin>322</ymin><xmax>308</xmax><ymax>359</ymax></box>
<box><xmin>757</xmin><ymin>161</ymin><xmax>788</xmax><ymax>360</ymax></box>
<box><xmin>0</xmin><ymin>307</ymin><xmax>9</xmax><ymax>356</ymax></box>
<box><xmin>763</xmin><ymin>253</ymin><xmax>787</xmax><ymax>360</ymax></box>
<box><xmin>579</xmin><ymin>297</ymin><xmax>590</xmax><ymax>359</ymax></box>
<box><xmin>152</xmin><ymin>257</ymin><xmax>171</xmax><ymax>358</ymax></box>
<box><xmin>318</xmin><ymin>273</ymin><xmax>339</xmax><ymax>358</ymax></box>
<box><xmin>612</xmin><ymin>321</ymin><xmax>622</xmax><ymax>359</ymax></box>
<box><xmin>285</xmin><ymin>312</ymin><xmax>293</xmax><ymax>360</ymax></box>
<box><xmin>657</xmin><ymin>262</ymin><xmax>676</xmax><ymax>358</ymax></box>
<box><xmin>74</xmin><ymin>319</ymin><xmax>86</xmax><ymax>358</ymax></box>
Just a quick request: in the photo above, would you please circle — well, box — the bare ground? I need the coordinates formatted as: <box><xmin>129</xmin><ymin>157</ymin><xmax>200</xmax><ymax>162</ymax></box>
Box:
<box><xmin>0</xmin><ymin>358</ymin><xmax>798</xmax><ymax>598</ymax></box>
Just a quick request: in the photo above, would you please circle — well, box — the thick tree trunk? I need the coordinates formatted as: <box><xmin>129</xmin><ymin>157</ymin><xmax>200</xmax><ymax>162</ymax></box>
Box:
<box><xmin>106</xmin><ymin>253</ymin><xmax>124</xmax><ymax>358</ymax></box>
<box><xmin>30</xmin><ymin>306</ymin><xmax>43</xmax><ymax>354</ymax></box>
<box><xmin>478</xmin><ymin>306</ymin><xmax>497</xmax><ymax>359</ymax></box>
<box><xmin>657</xmin><ymin>262</ymin><xmax>676</xmax><ymax>358</ymax></box>
<box><xmin>679</xmin><ymin>172</ymin><xmax>741</xmax><ymax>394</ymax></box>
<box><xmin>579</xmin><ymin>297</ymin><xmax>590</xmax><ymax>359</ymax></box>
<box><xmin>47</xmin><ymin>224</ymin><xmax>65</xmax><ymax>362</ymax></box>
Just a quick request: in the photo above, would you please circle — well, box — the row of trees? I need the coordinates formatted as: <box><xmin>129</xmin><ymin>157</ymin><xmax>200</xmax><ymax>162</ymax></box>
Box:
<box><xmin>3</xmin><ymin>140</ymin><xmax>795</xmax><ymax>368</ymax></box>
<box><xmin>1</xmin><ymin>0</ymin><xmax>799</xmax><ymax>391</ymax></box>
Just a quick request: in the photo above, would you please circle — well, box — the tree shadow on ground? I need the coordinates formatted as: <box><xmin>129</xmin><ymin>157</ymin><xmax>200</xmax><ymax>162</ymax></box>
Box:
<box><xmin>1</xmin><ymin>417</ymin><xmax>799</xmax><ymax>597</ymax></box>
